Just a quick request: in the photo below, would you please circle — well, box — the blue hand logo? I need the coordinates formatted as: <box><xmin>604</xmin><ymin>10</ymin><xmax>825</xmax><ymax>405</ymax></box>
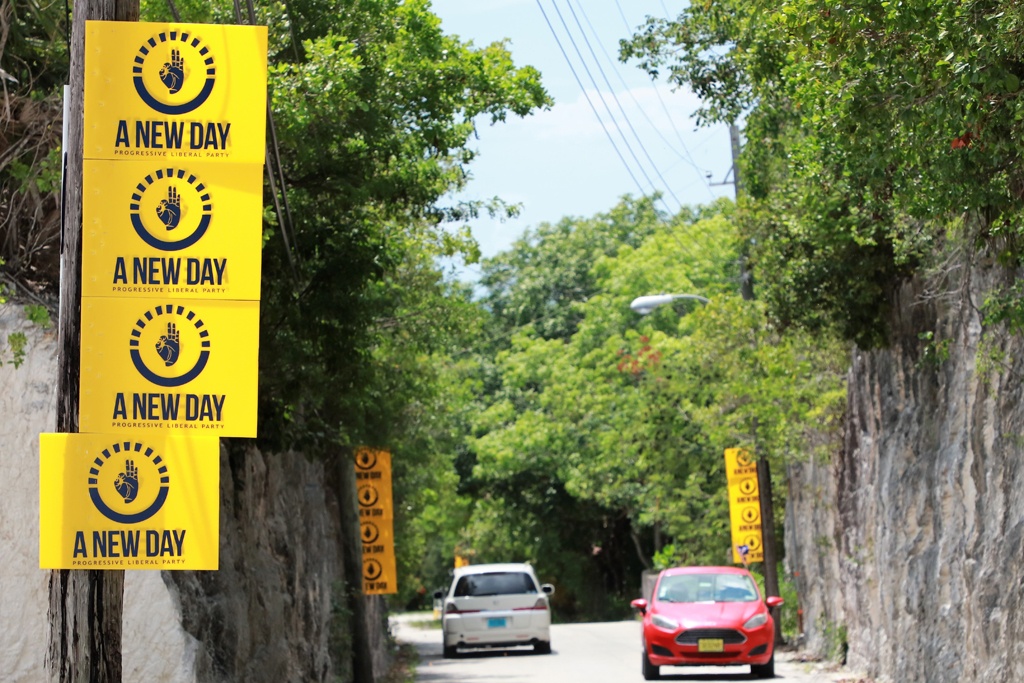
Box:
<box><xmin>159</xmin><ymin>48</ymin><xmax>185</xmax><ymax>95</ymax></box>
<box><xmin>113</xmin><ymin>459</ymin><xmax>139</xmax><ymax>504</ymax></box>
<box><xmin>156</xmin><ymin>185</ymin><xmax>181</xmax><ymax>231</ymax></box>
<box><xmin>155</xmin><ymin>322</ymin><xmax>180</xmax><ymax>367</ymax></box>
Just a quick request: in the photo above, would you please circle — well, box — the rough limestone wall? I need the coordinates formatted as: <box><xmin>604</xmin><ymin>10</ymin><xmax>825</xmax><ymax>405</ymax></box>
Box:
<box><xmin>0</xmin><ymin>303</ymin><xmax>391</xmax><ymax>681</ymax></box>
<box><xmin>830</xmin><ymin>270</ymin><xmax>1024</xmax><ymax>683</ymax></box>
<box><xmin>166</xmin><ymin>446</ymin><xmax>343</xmax><ymax>683</ymax></box>
<box><xmin>784</xmin><ymin>453</ymin><xmax>844</xmax><ymax>658</ymax></box>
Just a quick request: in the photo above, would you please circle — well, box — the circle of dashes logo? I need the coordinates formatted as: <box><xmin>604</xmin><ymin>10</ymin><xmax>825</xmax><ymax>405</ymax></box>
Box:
<box><xmin>129</xmin><ymin>304</ymin><xmax>211</xmax><ymax>387</ymax></box>
<box><xmin>89</xmin><ymin>440</ymin><xmax>170</xmax><ymax>524</ymax></box>
<box><xmin>129</xmin><ymin>168</ymin><xmax>212</xmax><ymax>251</ymax></box>
<box><xmin>133</xmin><ymin>30</ymin><xmax>216</xmax><ymax>115</ymax></box>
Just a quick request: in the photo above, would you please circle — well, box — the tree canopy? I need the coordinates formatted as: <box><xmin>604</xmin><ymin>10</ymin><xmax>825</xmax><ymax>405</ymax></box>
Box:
<box><xmin>621</xmin><ymin>0</ymin><xmax>1024</xmax><ymax>346</ymax></box>
<box><xmin>440</xmin><ymin>196</ymin><xmax>845</xmax><ymax>617</ymax></box>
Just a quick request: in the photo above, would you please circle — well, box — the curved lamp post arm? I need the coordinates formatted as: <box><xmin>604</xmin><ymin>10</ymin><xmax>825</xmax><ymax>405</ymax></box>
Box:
<box><xmin>629</xmin><ymin>293</ymin><xmax>709</xmax><ymax>315</ymax></box>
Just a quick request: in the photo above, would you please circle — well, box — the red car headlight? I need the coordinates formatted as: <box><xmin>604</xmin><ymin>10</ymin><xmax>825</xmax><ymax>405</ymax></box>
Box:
<box><xmin>651</xmin><ymin>614</ymin><xmax>678</xmax><ymax>630</ymax></box>
<box><xmin>743</xmin><ymin>612</ymin><xmax>768</xmax><ymax>629</ymax></box>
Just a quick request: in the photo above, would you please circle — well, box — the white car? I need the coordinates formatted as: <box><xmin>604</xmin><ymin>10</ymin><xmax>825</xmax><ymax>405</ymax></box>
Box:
<box><xmin>436</xmin><ymin>562</ymin><xmax>554</xmax><ymax>657</ymax></box>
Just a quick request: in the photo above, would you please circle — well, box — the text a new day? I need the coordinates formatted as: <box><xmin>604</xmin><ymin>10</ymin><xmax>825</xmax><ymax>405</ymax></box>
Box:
<box><xmin>113</xmin><ymin>257</ymin><xmax>227</xmax><ymax>286</ymax></box>
<box><xmin>73</xmin><ymin>529</ymin><xmax>186</xmax><ymax>559</ymax></box>
<box><xmin>113</xmin><ymin>392</ymin><xmax>226</xmax><ymax>423</ymax></box>
<box><xmin>114</xmin><ymin>119</ymin><xmax>230</xmax><ymax>150</ymax></box>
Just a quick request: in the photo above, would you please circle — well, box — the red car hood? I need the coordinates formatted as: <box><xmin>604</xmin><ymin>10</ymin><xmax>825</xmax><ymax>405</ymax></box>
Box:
<box><xmin>653</xmin><ymin>601</ymin><xmax>761</xmax><ymax>628</ymax></box>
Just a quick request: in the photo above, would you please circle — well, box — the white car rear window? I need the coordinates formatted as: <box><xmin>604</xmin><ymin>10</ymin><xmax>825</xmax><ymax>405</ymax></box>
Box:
<box><xmin>454</xmin><ymin>572</ymin><xmax>538</xmax><ymax>597</ymax></box>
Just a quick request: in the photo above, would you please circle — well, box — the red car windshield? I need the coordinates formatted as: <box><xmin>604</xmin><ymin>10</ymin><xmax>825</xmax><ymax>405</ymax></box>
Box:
<box><xmin>656</xmin><ymin>573</ymin><xmax>758</xmax><ymax>603</ymax></box>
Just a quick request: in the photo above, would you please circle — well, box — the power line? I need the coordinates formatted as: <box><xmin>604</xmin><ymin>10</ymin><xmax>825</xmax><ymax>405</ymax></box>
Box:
<box><xmin>613</xmin><ymin>0</ymin><xmax>718</xmax><ymax>199</ymax></box>
<box><xmin>534</xmin><ymin>0</ymin><xmax>651</xmax><ymax>205</ymax></box>
<box><xmin>609</xmin><ymin>0</ymin><xmax>736</xmax><ymax>270</ymax></box>
<box><xmin>547</xmin><ymin>0</ymin><xmax>669</xmax><ymax>213</ymax></box>
<box><xmin>564</xmin><ymin>0</ymin><xmax>686</xmax><ymax>212</ymax></box>
<box><xmin>576</xmin><ymin>0</ymin><xmax>716</xmax><ymax>202</ymax></box>
<box><xmin>537</xmin><ymin>0</ymin><xmax>725</xmax><ymax>265</ymax></box>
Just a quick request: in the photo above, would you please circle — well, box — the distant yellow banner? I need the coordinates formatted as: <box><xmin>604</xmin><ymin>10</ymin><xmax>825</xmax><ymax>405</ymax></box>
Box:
<box><xmin>40</xmin><ymin>433</ymin><xmax>220</xmax><ymax>570</ymax></box>
<box><xmin>84</xmin><ymin>21</ymin><xmax>267</xmax><ymax>164</ymax></box>
<box><xmin>78</xmin><ymin>297</ymin><xmax>259</xmax><ymax>436</ymax></box>
<box><xmin>82</xmin><ymin>160</ymin><xmax>263</xmax><ymax>300</ymax></box>
<box><xmin>355</xmin><ymin>448</ymin><xmax>397</xmax><ymax>595</ymax></box>
<box><xmin>725</xmin><ymin>448</ymin><xmax>763</xmax><ymax>564</ymax></box>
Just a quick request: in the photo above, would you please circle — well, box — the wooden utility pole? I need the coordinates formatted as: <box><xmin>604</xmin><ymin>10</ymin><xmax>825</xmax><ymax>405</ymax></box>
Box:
<box><xmin>51</xmin><ymin>1</ymin><xmax>138</xmax><ymax>681</ymax></box>
<box><xmin>337</xmin><ymin>453</ymin><xmax>376</xmax><ymax>683</ymax></box>
<box><xmin>728</xmin><ymin>120</ymin><xmax>782</xmax><ymax>640</ymax></box>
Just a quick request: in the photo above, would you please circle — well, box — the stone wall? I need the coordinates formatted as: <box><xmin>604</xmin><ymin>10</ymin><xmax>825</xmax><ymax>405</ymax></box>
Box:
<box><xmin>787</xmin><ymin>269</ymin><xmax>1024</xmax><ymax>682</ymax></box>
<box><xmin>784</xmin><ymin>452</ymin><xmax>844</xmax><ymax>659</ymax></box>
<box><xmin>0</xmin><ymin>303</ymin><xmax>389</xmax><ymax>682</ymax></box>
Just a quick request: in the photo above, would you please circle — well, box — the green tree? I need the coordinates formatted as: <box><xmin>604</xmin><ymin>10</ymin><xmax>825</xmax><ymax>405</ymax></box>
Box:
<box><xmin>134</xmin><ymin>0</ymin><xmax>551</xmax><ymax>456</ymax></box>
<box><xmin>459</xmin><ymin>196</ymin><xmax>846</xmax><ymax>618</ymax></box>
<box><xmin>620</xmin><ymin>0</ymin><xmax>1024</xmax><ymax>346</ymax></box>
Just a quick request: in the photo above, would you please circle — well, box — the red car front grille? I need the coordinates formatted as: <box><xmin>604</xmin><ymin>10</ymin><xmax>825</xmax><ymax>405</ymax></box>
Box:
<box><xmin>675</xmin><ymin>628</ymin><xmax>746</xmax><ymax>645</ymax></box>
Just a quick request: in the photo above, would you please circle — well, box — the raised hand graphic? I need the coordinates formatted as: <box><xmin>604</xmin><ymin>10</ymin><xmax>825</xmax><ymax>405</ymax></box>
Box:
<box><xmin>159</xmin><ymin>48</ymin><xmax>185</xmax><ymax>94</ymax></box>
<box><xmin>155</xmin><ymin>321</ymin><xmax>180</xmax><ymax>367</ymax></box>
<box><xmin>156</xmin><ymin>185</ymin><xmax>181</xmax><ymax>231</ymax></box>
<box><xmin>113</xmin><ymin>459</ymin><xmax>139</xmax><ymax>504</ymax></box>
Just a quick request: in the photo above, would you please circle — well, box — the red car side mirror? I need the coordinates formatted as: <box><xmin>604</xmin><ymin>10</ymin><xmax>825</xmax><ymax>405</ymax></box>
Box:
<box><xmin>766</xmin><ymin>596</ymin><xmax>784</xmax><ymax>608</ymax></box>
<box><xmin>630</xmin><ymin>598</ymin><xmax>648</xmax><ymax>614</ymax></box>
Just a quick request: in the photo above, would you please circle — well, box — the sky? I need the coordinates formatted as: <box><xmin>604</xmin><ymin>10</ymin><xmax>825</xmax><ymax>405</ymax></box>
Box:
<box><xmin>431</xmin><ymin>0</ymin><xmax>736</xmax><ymax>269</ymax></box>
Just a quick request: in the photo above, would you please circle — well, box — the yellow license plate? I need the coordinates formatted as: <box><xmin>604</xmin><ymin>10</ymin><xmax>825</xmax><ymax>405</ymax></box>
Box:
<box><xmin>698</xmin><ymin>638</ymin><xmax>724</xmax><ymax>653</ymax></box>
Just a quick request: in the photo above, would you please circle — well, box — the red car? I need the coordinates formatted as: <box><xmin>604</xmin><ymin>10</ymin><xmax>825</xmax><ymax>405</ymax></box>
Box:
<box><xmin>630</xmin><ymin>566</ymin><xmax>784</xmax><ymax>680</ymax></box>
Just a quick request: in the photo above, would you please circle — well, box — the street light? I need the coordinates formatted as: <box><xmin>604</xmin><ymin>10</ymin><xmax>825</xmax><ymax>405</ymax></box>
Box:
<box><xmin>629</xmin><ymin>293</ymin><xmax>709</xmax><ymax>315</ymax></box>
<box><xmin>629</xmin><ymin>290</ymin><xmax>782</xmax><ymax>631</ymax></box>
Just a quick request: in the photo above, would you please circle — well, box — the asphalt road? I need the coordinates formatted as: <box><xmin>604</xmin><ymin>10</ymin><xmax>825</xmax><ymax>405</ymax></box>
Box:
<box><xmin>391</xmin><ymin>613</ymin><xmax>871</xmax><ymax>683</ymax></box>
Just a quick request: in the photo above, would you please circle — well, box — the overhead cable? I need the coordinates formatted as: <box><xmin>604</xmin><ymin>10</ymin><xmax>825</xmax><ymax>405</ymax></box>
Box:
<box><xmin>534</xmin><ymin>0</ymin><xmax>652</xmax><ymax>206</ymax></box>
<box><xmin>613</xmin><ymin>0</ymin><xmax>718</xmax><ymax>201</ymax></box>
<box><xmin>548</xmin><ymin>0</ymin><xmax>674</xmax><ymax>216</ymax></box>
<box><xmin>563</xmin><ymin>0</ymin><xmax>686</xmax><ymax>213</ymax></box>
<box><xmin>576</xmin><ymin>0</ymin><xmax>715</xmax><ymax>202</ymax></box>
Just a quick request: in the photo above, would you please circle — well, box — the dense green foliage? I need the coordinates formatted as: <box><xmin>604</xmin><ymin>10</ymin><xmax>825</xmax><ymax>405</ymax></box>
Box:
<box><xmin>139</xmin><ymin>0</ymin><xmax>550</xmax><ymax>455</ymax></box>
<box><xmin>621</xmin><ymin>0</ymin><xmax>1024</xmax><ymax>346</ymax></box>
<box><xmin>432</xmin><ymin>196</ymin><xmax>846</xmax><ymax>619</ymax></box>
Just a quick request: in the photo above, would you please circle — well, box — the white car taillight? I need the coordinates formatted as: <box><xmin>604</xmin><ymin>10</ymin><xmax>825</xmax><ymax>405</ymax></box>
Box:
<box><xmin>533</xmin><ymin>598</ymin><xmax>548</xmax><ymax>610</ymax></box>
<box><xmin>445</xmin><ymin>602</ymin><xmax>459</xmax><ymax>614</ymax></box>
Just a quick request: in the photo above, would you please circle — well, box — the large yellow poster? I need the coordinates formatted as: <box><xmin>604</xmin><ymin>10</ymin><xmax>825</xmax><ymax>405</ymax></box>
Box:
<box><xmin>82</xmin><ymin>159</ymin><xmax>263</xmax><ymax>300</ymax></box>
<box><xmin>84</xmin><ymin>21</ymin><xmax>268</xmax><ymax>164</ymax></box>
<box><xmin>40</xmin><ymin>433</ymin><xmax>220</xmax><ymax>570</ymax></box>
<box><xmin>354</xmin><ymin>448</ymin><xmax>397</xmax><ymax>595</ymax></box>
<box><xmin>78</xmin><ymin>297</ymin><xmax>259</xmax><ymax>436</ymax></box>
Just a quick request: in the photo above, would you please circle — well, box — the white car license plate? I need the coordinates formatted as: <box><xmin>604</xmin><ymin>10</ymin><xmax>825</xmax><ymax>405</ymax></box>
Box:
<box><xmin>487</xmin><ymin>617</ymin><xmax>507</xmax><ymax>628</ymax></box>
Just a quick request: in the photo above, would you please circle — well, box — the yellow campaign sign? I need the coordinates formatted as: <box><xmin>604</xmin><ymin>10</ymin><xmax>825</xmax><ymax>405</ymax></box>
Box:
<box><xmin>354</xmin><ymin>447</ymin><xmax>394</xmax><ymax>519</ymax></box>
<box><xmin>84</xmin><ymin>21</ymin><xmax>267</xmax><ymax>164</ymax></box>
<box><xmin>354</xmin><ymin>447</ymin><xmax>397</xmax><ymax>595</ymax></box>
<box><xmin>79</xmin><ymin>297</ymin><xmax>259</xmax><ymax>437</ymax></box>
<box><xmin>727</xmin><ymin>474</ymin><xmax>763</xmax><ymax>564</ymax></box>
<box><xmin>82</xmin><ymin>159</ymin><xmax>263</xmax><ymax>300</ymax></box>
<box><xmin>724</xmin><ymin>447</ymin><xmax>758</xmax><ymax>483</ymax></box>
<box><xmin>40</xmin><ymin>433</ymin><xmax>220</xmax><ymax>570</ymax></box>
